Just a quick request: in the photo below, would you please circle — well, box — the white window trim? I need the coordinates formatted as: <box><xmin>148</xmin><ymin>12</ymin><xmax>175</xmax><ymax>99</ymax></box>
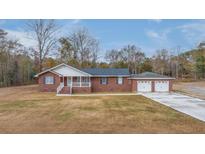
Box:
<box><xmin>45</xmin><ymin>76</ymin><xmax>54</xmax><ymax>84</ymax></box>
<box><xmin>76</xmin><ymin>77</ymin><xmax>80</xmax><ymax>82</ymax></box>
<box><xmin>101</xmin><ymin>77</ymin><xmax>107</xmax><ymax>85</ymax></box>
<box><xmin>82</xmin><ymin>77</ymin><xmax>89</xmax><ymax>82</ymax></box>
<box><xmin>117</xmin><ymin>77</ymin><xmax>123</xmax><ymax>84</ymax></box>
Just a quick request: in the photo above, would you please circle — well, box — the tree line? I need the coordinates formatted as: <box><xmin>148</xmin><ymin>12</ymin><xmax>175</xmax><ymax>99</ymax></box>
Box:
<box><xmin>0</xmin><ymin>19</ymin><xmax>205</xmax><ymax>87</ymax></box>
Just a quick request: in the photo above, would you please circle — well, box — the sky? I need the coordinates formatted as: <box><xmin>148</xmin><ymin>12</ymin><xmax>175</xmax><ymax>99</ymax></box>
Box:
<box><xmin>1</xmin><ymin>19</ymin><xmax>205</xmax><ymax>60</ymax></box>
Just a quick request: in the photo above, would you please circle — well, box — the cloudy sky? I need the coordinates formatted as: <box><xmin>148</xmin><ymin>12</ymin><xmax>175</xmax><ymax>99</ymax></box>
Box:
<box><xmin>1</xmin><ymin>19</ymin><xmax>205</xmax><ymax>59</ymax></box>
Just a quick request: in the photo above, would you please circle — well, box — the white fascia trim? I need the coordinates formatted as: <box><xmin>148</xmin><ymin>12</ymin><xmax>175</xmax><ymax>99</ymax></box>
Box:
<box><xmin>34</xmin><ymin>69</ymin><xmax>53</xmax><ymax>77</ymax></box>
<box><xmin>34</xmin><ymin>70</ymin><xmax>63</xmax><ymax>77</ymax></box>
<box><xmin>92</xmin><ymin>75</ymin><xmax>130</xmax><ymax>77</ymax></box>
<box><xmin>50</xmin><ymin>70</ymin><xmax>63</xmax><ymax>77</ymax></box>
<box><xmin>34</xmin><ymin>64</ymin><xmax>65</xmax><ymax>77</ymax></box>
<box><xmin>34</xmin><ymin>63</ymin><xmax>92</xmax><ymax>77</ymax></box>
<box><xmin>128</xmin><ymin>77</ymin><xmax>175</xmax><ymax>80</ymax></box>
<box><xmin>59</xmin><ymin>63</ymin><xmax>92</xmax><ymax>76</ymax></box>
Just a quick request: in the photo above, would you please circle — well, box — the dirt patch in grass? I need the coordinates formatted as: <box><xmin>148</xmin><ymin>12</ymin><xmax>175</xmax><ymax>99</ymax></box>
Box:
<box><xmin>173</xmin><ymin>81</ymin><xmax>205</xmax><ymax>100</ymax></box>
<box><xmin>0</xmin><ymin>85</ymin><xmax>205</xmax><ymax>133</ymax></box>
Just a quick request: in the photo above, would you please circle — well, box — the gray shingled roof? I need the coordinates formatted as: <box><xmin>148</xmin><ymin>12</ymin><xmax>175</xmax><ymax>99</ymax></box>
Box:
<box><xmin>81</xmin><ymin>68</ymin><xmax>130</xmax><ymax>76</ymax></box>
<box><xmin>130</xmin><ymin>72</ymin><xmax>173</xmax><ymax>78</ymax></box>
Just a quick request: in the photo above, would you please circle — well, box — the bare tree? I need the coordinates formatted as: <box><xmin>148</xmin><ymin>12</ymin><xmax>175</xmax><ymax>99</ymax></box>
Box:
<box><xmin>152</xmin><ymin>49</ymin><xmax>170</xmax><ymax>75</ymax></box>
<box><xmin>58</xmin><ymin>37</ymin><xmax>74</xmax><ymax>63</ymax></box>
<box><xmin>175</xmin><ymin>46</ymin><xmax>181</xmax><ymax>79</ymax></box>
<box><xmin>105</xmin><ymin>49</ymin><xmax>120</xmax><ymax>66</ymax></box>
<box><xmin>26</xmin><ymin>19</ymin><xmax>59</xmax><ymax>72</ymax></box>
<box><xmin>67</xmin><ymin>27</ymin><xmax>99</xmax><ymax>67</ymax></box>
<box><xmin>105</xmin><ymin>45</ymin><xmax>145</xmax><ymax>73</ymax></box>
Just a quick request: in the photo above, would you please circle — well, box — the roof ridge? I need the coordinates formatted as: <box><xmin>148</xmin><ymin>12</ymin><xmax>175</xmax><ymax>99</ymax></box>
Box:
<box><xmin>81</xmin><ymin>68</ymin><xmax>130</xmax><ymax>76</ymax></box>
<box><xmin>81</xmin><ymin>68</ymin><xmax>128</xmax><ymax>69</ymax></box>
<box><xmin>130</xmin><ymin>71</ymin><xmax>175</xmax><ymax>79</ymax></box>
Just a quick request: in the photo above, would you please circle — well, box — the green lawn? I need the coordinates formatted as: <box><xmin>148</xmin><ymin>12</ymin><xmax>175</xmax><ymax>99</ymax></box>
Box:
<box><xmin>0</xmin><ymin>85</ymin><xmax>205</xmax><ymax>133</ymax></box>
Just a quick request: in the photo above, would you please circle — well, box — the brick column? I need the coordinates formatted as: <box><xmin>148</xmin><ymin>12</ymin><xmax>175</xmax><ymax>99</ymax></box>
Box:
<box><xmin>64</xmin><ymin>77</ymin><xmax>67</xmax><ymax>86</ymax></box>
<box><xmin>151</xmin><ymin>80</ymin><xmax>155</xmax><ymax>92</ymax></box>
<box><xmin>169</xmin><ymin>80</ymin><xmax>172</xmax><ymax>92</ymax></box>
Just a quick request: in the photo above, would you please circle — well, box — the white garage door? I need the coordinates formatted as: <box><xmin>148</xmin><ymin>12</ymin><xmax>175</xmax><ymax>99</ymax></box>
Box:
<box><xmin>137</xmin><ymin>81</ymin><xmax>152</xmax><ymax>92</ymax></box>
<box><xmin>155</xmin><ymin>81</ymin><xmax>169</xmax><ymax>92</ymax></box>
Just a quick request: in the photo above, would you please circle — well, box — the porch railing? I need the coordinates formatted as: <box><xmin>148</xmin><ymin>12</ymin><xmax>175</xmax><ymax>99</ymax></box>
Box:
<box><xmin>57</xmin><ymin>82</ymin><xmax>64</xmax><ymax>94</ymax></box>
<box><xmin>72</xmin><ymin>82</ymin><xmax>90</xmax><ymax>87</ymax></box>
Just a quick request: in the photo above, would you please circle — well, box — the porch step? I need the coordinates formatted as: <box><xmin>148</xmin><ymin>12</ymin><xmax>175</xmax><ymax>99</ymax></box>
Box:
<box><xmin>59</xmin><ymin>86</ymin><xmax>72</xmax><ymax>94</ymax></box>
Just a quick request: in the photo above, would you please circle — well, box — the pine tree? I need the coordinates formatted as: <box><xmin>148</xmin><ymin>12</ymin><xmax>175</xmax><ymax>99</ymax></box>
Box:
<box><xmin>195</xmin><ymin>55</ymin><xmax>205</xmax><ymax>78</ymax></box>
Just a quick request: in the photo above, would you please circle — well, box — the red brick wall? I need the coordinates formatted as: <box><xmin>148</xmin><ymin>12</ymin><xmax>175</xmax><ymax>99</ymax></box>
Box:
<box><xmin>131</xmin><ymin>79</ymin><xmax>173</xmax><ymax>92</ymax></box>
<box><xmin>72</xmin><ymin>87</ymin><xmax>91</xmax><ymax>93</ymax></box>
<box><xmin>169</xmin><ymin>80</ymin><xmax>173</xmax><ymax>91</ymax></box>
<box><xmin>58</xmin><ymin>86</ymin><xmax>91</xmax><ymax>94</ymax></box>
<box><xmin>131</xmin><ymin>80</ymin><xmax>137</xmax><ymax>92</ymax></box>
<box><xmin>60</xmin><ymin>86</ymin><xmax>71</xmax><ymax>94</ymax></box>
<box><xmin>91</xmin><ymin>77</ymin><xmax>131</xmax><ymax>92</ymax></box>
<box><xmin>38</xmin><ymin>72</ymin><xmax>60</xmax><ymax>92</ymax></box>
<box><xmin>64</xmin><ymin>77</ymin><xmax>67</xmax><ymax>86</ymax></box>
<box><xmin>38</xmin><ymin>72</ymin><xmax>174</xmax><ymax>93</ymax></box>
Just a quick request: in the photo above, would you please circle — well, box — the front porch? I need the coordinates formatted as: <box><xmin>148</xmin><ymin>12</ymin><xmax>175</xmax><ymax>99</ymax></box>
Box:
<box><xmin>57</xmin><ymin>76</ymin><xmax>91</xmax><ymax>94</ymax></box>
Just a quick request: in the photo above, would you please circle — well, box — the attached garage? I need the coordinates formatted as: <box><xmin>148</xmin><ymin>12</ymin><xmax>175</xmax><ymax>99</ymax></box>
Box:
<box><xmin>137</xmin><ymin>81</ymin><xmax>152</xmax><ymax>92</ymax></box>
<box><xmin>130</xmin><ymin>72</ymin><xmax>175</xmax><ymax>92</ymax></box>
<box><xmin>155</xmin><ymin>81</ymin><xmax>169</xmax><ymax>92</ymax></box>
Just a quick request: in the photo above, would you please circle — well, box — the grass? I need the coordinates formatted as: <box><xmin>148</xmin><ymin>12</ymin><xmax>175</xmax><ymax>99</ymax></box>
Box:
<box><xmin>0</xmin><ymin>100</ymin><xmax>37</xmax><ymax>109</ymax></box>
<box><xmin>0</xmin><ymin>85</ymin><xmax>205</xmax><ymax>133</ymax></box>
<box><xmin>173</xmin><ymin>81</ymin><xmax>205</xmax><ymax>100</ymax></box>
<box><xmin>56</xmin><ymin>111</ymin><xmax>74</xmax><ymax>122</ymax></box>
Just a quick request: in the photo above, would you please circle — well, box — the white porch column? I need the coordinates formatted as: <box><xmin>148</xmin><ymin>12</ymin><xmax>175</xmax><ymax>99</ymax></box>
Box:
<box><xmin>71</xmin><ymin>76</ymin><xmax>73</xmax><ymax>87</ymax></box>
<box><xmin>80</xmin><ymin>76</ymin><xmax>82</xmax><ymax>87</ymax></box>
<box><xmin>63</xmin><ymin>76</ymin><xmax>64</xmax><ymax>86</ymax></box>
<box><xmin>89</xmin><ymin>76</ymin><xmax>91</xmax><ymax>87</ymax></box>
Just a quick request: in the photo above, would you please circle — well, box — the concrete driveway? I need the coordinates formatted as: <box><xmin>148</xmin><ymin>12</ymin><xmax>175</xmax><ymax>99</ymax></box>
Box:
<box><xmin>142</xmin><ymin>92</ymin><xmax>205</xmax><ymax>122</ymax></box>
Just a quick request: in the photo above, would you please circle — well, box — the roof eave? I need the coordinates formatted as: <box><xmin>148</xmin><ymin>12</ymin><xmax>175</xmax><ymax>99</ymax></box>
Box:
<box><xmin>34</xmin><ymin>70</ymin><xmax>63</xmax><ymax>78</ymax></box>
<box><xmin>61</xmin><ymin>63</ymin><xmax>92</xmax><ymax>76</ymax></box>
<box><xmin>91</xmin><ymin>75</ymin><xmax>130</xmax><ymax>77</ymax></box>
<box><xmin>34</xmin><ymin>63</ymin><xmax>92</xmax><ymax>77</ymax></box>
<box><xmin>128</xmin><ymin>77</ymin><xmax>175</xmax><ymax>80</ymax></box>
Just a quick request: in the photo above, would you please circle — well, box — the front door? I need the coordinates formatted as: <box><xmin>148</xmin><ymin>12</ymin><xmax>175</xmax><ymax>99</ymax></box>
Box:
<box><xmin>67</xmin><ymin>77</ymin><xmax>72</xmax><ymax>86</ymax></box>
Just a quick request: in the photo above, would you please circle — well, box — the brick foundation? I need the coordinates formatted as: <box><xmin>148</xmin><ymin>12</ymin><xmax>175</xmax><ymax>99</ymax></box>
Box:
<box><xmin>72</xmin><ymin>87</ymin><xmax>91</xmax><ymax>93</ymax></box>
<box><xmin>60</xmin><ymin>86</ymin><xmax>71</xmax><ymax>94</ymax></box>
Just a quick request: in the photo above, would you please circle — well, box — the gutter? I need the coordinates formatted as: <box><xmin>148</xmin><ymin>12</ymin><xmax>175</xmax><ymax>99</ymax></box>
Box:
<box><xmin>128</xmin><ymin>77</ymin><xmax>176</xmax><ymax>80</ymax></box>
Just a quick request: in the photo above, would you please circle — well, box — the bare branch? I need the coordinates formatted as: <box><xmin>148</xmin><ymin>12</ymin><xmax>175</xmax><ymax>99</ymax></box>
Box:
<box><xmin>26</xmin><ymin>19</ymin><xmax>59</xmax><ymax>72</ymax></box>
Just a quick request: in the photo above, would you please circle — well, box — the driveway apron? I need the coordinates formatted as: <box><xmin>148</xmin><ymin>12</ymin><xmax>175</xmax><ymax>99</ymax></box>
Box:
<box><xmin>142</xmin><ymin>92</ymin><xmax>205</xmax><ymax>122</ymax></box>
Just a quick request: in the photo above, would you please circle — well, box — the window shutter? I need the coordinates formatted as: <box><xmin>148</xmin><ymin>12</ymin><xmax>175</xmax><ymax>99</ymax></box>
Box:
<box><xmin>116</xmin><ymin>78</ymin><xmax>118</xmax><ymax>84</ymax></box>
<box><xmin>44</xmin><ymin>77</ymin><xmax>45</xmax><ymax>84</ymax></box>
<box><xmin>122</xmin><ymin>77</ymin><xmax>124</xmax><ymax>84</ymax></box>
<box><xmin>53</xmin><ymin>77</ymin><xmax>55</xmax><ymax>84</ymax></box>
<box><xmin>100</xmin><ymin>78</ymin><xmax>102</xmax><ymax>84</ymax></box>
<box><xmin>106</xmin><ymin>78</ymin><xmax>108</xmax><ymax>84</ymax></box>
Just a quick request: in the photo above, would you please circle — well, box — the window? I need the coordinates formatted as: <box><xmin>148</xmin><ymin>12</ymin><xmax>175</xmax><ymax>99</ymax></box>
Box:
<box><xmin>100</xmin><ymin>77</ymin><xmax>107</xmax><ymax>85</ymax></box>
<box><xmin>76</xmin><ymin>77</ymin><xmax>80</xmax><ymax>82</ymax></box>
<box><xmin>45</xmin><ymin>76</ymin><xmax>54</xmax><ymax>84</ymax></box>
<box><xmin>67</xmin><ymin>77</ymin><xmax>71</xmax><ymax>85</ymax></box>
<box><xmin>73</xmin><ymin>77</ymin><xmax>80</xmax><ymax>82</ymax></box>
<box><xmin>82</xmin><ymin>77</ymin><xmax>89</xmax><ymax>82</ymax></box>
<box><xmin>117</xmin><ymin>77</ymin><xmax>123</xmax><ymax>84</ymax></box>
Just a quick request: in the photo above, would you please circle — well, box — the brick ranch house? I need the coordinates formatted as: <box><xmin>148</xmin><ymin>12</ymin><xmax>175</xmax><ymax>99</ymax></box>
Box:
<box><xmin>35</xmin><ymin>63</ymin><xmax>175</xmax><ymax>95</ymax></box>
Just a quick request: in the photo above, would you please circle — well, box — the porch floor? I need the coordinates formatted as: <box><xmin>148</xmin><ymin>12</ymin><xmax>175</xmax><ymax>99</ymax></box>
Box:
<box><xmin>56</xmin><ymin>93</ymin><xmax>139</xmax><ymax>97</ymax></box>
